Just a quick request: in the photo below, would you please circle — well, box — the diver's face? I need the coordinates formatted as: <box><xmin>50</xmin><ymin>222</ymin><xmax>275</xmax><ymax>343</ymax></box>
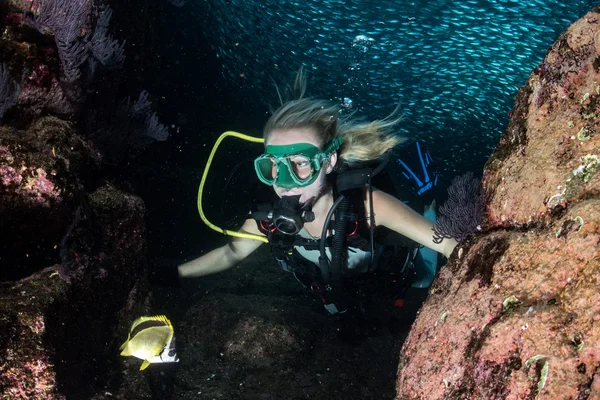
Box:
<box><xmin>266</xmin><ymin>127</ymin><xmax>336</xmax><ymax>205</ymax></box>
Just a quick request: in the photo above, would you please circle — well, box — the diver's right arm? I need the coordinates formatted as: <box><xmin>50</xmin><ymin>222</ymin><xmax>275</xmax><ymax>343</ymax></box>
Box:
<box><xmin>177</xmin><ymin>218</ymin><xmax>265</xmax><ymax>279</ymax></box>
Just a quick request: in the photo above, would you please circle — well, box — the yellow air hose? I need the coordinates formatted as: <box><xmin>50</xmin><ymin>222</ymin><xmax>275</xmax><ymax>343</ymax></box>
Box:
<box><xmin>197</xmin><ymin>131</ymin><xmax>269</xmax><ymax>243</ymax></box>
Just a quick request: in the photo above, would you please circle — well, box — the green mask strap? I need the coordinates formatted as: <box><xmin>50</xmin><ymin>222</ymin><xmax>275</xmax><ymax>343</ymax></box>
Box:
<box><xmin>323</xmin><ymin>137</ymin><xmax>344</xmax><ymax>156</ymax></box>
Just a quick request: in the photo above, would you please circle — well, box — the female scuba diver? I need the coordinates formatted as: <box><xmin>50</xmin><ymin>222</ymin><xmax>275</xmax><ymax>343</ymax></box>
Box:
<box><xmin>176</xmin><ymin>74</ymin><xmax>457</xmax><ymax>340</ymax></box>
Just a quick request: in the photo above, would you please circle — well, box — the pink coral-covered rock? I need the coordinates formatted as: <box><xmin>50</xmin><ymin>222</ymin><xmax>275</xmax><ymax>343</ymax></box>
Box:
<box><xmin>0</xmin><ymin>148</ymin><xmax>61</xmax><ymax>206</ymax></box>
<box><xmin>397</xmin><ymin>8</ymin><xmax>600</xmax><ymax>400</ymax></box>
<box><xmin>0</xmin><ymin>117</ymin><xmax>100</xmax><ymax>281</ymax></box>
<box><xmin>483</xmin><ymin>9</ymin><xmax>600</xmax><ymax>228</ymax></box>
<box><xmin>0</xmin><ymin>184</ymin><xmax>150</xmax><ymax>399</ymax></box>
<box><xmin>0</xmin><ymin>269</ymin><xmax>69</xmax><ymax>400</ymax></box>
<box><xmin>0</xmin><ymin>164</ymin><xmax>23</xmax><ymax>186</ymax></box>
<box><xmin>21</xmin><ymin>167</ymin><xmax>62</xmax><ymax>206</ymax></box>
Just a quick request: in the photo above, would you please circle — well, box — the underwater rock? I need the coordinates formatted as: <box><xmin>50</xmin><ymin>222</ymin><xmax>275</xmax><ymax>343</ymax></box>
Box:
<box><xmin>483</xmin><ymin>6</ymin><xmax>600</xmax><ymax>228</ymax></box>
<box><xmin>397</xmin><ymin>7</ymin><xmax>600</xmax><ymax>400</ymax></box>
<box><xmin>0</xmin><ymin>10</ymin><xmax>81</xmax><ymax>124</ymax></box>
<box><xmin>0</xmin><ymin>117</ymin><xmax>99</xmax><ymax>281</ymax></box>
<box><xmin>0</xmin><ymin>183</ymin><xmax>150</xmax><ymax>399</ymax></box>
<box><xmin>0</xmin><ymin>2</ymin><xmax>166</xmax><ymax>398</ymax></box>
<box><xmin>0</xmin><ymin>2</ymin><xmax>161</xmax><ymax>399</ymax></box>
<box><xmin>6</xmin><ymin>0</ymin><xmax>33</xmax><ymax>10</ymax></box>
<box><xmin>0</xmin><ymin>269</ymin><xmax>69</xmax><ymax>400</ymax></box>
<box><xmin>166</xmin><ymin>249</ymin><xmax>404</xmax><ymax>400</ymax></box>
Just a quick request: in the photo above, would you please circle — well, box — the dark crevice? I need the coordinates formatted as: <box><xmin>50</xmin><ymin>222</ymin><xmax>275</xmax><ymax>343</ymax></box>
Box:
<box><xmin>576</xmin><ymin>363</ymin><xmax>600</xmax><ymax>400</ymax></box>
<box><xmin>464</xmin><ymin>235</ymin><xmax>509</xmax><ymax>287</ymax></box>
<box><xmin>451</xmin><ymin>314</ymin><xmax>520</xmax><ymax>399</ymax></box>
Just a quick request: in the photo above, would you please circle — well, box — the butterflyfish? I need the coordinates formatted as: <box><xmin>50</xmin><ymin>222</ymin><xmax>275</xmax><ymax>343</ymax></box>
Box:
<box><xmin>120</xmin><ymin>315</ymin><xmax>179</xmax><ymax>370</ymax></box>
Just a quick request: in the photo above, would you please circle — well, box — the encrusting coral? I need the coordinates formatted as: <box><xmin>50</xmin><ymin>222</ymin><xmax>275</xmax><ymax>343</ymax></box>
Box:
<box><xmin>397</xmin><ymin>7</ymin><xmax>600</xmax><ymax>400</ymax></box>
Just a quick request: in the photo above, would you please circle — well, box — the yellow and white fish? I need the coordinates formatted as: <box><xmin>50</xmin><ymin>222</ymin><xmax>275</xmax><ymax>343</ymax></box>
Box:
<box><xmin>120</xmin><ymin>315</ymin><xmax>179</xmax><ymax>370</ymax></box>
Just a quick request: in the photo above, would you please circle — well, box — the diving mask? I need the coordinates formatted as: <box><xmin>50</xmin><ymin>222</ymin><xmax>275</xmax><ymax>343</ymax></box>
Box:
<box><xmin>254</xmin><ymin>138</ymin><xmax>343</xmax><ymax>189</ymax></box>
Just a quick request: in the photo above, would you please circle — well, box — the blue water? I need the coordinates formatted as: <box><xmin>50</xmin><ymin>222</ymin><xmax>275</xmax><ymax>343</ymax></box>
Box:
<box><xmin>189</xmin><ymin>0</ymin><xmax>597</xmax><ymax>179</ymax></box>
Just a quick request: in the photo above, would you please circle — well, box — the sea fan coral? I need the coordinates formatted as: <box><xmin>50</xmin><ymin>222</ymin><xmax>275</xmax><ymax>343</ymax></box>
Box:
<box><xmin>87</xmin><ymin>90</ymin><xmax>169</xmax><ymax>163</ymax></box>
<box><xmin>433</xmin><ymin>172</ymin><xmax>486</xmax><ymax>243</ymax></box>
<box><xmin>26</xmin><ymin>0</ymin><xmax>93</xmax><ymax>82</ymax></box>
<box><xmin>89</xmin><ymin>6</ymin><xmax>126</xmax><ymax>69</ymax></box>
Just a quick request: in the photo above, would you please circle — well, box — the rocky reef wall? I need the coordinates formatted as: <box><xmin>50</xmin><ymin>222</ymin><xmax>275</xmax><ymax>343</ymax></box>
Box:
<box><xmin>396</xmin><ymin>7</ymin><xmax>600</xmax><ymax>400</ymax></box>
<box><xmin>0</xmin><ymin>1</ymin><xmax>155</xmax><ymax>398</ymax></box>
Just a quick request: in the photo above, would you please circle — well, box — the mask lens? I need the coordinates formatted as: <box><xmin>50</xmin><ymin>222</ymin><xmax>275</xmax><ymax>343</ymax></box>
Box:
<box><xmin>256</xmin><ymin>156</ymin><xmax>277</xmax><ymax>183</ymax></box>
<box><xmin>289</xmin><ymin>155</ymin><xmax>312</xmax><ymax>181</ymax></box>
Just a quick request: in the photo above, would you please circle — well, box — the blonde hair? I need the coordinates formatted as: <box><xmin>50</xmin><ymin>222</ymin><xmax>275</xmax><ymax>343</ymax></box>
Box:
<box><xmin>264</xmin><ymin>68</ymin><xmax>405</xmax><ymax>168</ymax></box>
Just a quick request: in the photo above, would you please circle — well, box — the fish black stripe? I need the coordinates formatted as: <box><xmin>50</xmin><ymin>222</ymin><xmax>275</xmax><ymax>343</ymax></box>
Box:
<box><xmin>131</xmin><ymin>320</ymin><xmax>167</xmax><ymax>338</ymax></box>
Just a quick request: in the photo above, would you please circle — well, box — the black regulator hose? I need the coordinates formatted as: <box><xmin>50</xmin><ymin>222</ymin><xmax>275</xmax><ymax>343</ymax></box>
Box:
<box><xmin>319</xmin><ymin>194</ymin><xmax>345</xmax><ymax>283</ymax></box>
<box><xmin>320</xmin><ymin>162</ymin><xmax>353</xmax><ymax>289</ymax></box>
<box><xmin>329</xmin><ymin>194</ymin><xmax>350</xmax><ymax>290</ymax></box>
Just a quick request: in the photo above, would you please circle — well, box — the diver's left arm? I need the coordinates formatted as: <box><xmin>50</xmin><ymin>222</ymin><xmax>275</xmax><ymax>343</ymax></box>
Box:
<box><xmin>368</xmin><ymin>189</ymin><xmax>457</xmax><ymax>258</ymax></box>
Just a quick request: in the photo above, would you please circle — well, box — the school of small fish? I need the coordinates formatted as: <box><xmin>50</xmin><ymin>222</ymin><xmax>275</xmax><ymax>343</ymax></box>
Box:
<box><xmin>191</xmin><ymin>0</ymin><xmax>596</xmax><ymax>178</ymax></box>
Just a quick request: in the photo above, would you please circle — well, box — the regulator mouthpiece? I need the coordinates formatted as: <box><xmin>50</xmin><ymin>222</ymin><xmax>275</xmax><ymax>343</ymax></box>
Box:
<box><xmin>270</xmin><ymin>195</ymin><xmax>315</xmax><ymax>235</ymax></box>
